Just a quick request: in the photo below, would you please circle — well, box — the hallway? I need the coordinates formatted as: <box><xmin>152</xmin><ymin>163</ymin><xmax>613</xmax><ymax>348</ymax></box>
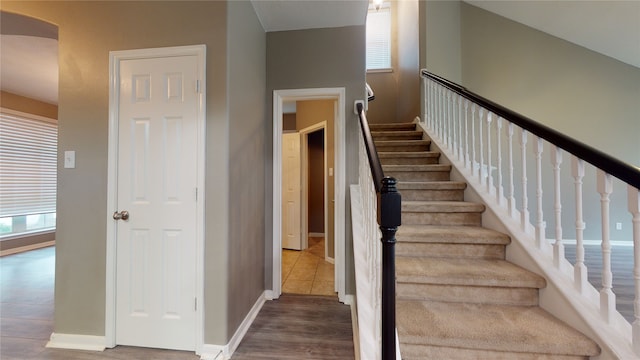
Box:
<box><xmin>282</xmin><ymin>237</ymin><xmax>335</xmax><ymax>296</ymax></box>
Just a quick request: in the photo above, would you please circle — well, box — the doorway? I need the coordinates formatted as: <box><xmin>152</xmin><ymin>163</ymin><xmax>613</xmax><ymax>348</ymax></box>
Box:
<box><xmin>272</xmin><ymin>88</ymin><xmax>347</xmax><ymax>303</ymax></box>
<box><xmin>106</xmin><ymin>45</ymin><xmax>206</xmax><ymax>352</ymax></box>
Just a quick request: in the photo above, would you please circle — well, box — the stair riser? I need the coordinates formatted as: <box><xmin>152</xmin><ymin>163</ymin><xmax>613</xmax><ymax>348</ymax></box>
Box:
<box><xmin>396</xmin><ymin>242</ymin><xmax>504</xmax><ymax>259</ymax></box>
<box><xmin>402</xmin><ymin>212</ymin><xmax>482</xmax><ymax>226</ymax></box>
<box><xmin>370</xmin><ymin>124</ymin><xmax>416</xmax><ymax>131</ymax></box>
<box><xmin>399</xmin><ymin>344</ymin><xmax>588</xmax><ymax>360</ymax></box>
<box><xmin>386</xmin><ymin>171</ymin><xmax>450</xmax><ymax>182</ymax></box>
<box><xmin>396</xmin><ymin>283</ymin><xmax>538</xmax><ymax>306</ymax></box>
<box><xmin>373</xmin><ymin>134</ymin><xmax>423</xmax><ymax>141</ymax></box>
<box><xmin>376</xmin><ymin>144</ymin><xmax>430</xmax><ymax>152</ymax></box>
<box><xmin>400</xmin><ymin>189</ymin><xmax>464</xmax><ymax>201</ymax></box>
<box><xmin>380</xmin><ymin>157</ymin><xmax>439</xmax><ymax>165</ymax></box>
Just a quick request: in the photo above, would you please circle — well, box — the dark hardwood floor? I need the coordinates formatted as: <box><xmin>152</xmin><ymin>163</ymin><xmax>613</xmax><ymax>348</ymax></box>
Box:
<box><xmin>0</xmin><ymin>247</ymin><xmax>354</xmax><ymax>359</ymax></box>
<box><xmin>1</xmin><ymin>244</ymin><xmax>633</xmax><ymax>359</ymax></box>
<box><xmin>564</xmin><ymin>244</ymin><xmax>634</xmax><ymax>323</ymax></box>
<box><xmin>231</xmin><ymin>294</ymin><xmax>354</xmax><ymax>359</ymax></box>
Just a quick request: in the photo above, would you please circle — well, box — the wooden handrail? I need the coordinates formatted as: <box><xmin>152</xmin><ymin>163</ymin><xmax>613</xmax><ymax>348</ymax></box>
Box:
<box><xmin>421</xmin><ymin>69</ymin><xmax>640</xmax><ymax>189</ymax></box>
<box><xmin>356</xmin><ymin>100</ymin><xmax>401</xmax><ymax>360</ymax></box>
<box><xmin>357</xmin><ymin>102</ymin><xmax>384</xmax><ymax>192</ymax></box>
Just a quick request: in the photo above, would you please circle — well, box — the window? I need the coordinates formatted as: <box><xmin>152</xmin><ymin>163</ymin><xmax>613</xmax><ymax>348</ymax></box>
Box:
<box><xmin>0</xmin><ymin>109</ymin><xmax>57</xmax><ymax>238</ymax></box>
<box><xmin>366</xmin><ymin>3</ymin><xmax>391</xmax><ymax>71</ymax></box>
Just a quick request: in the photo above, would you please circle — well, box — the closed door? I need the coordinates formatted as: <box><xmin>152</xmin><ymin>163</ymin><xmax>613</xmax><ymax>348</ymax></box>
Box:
<box><xmin>115</xmin><ymin>55</ymin><xmax>198</xmax><ymax>350</ymax></box>
<box><xmin>282</xmin><ymin>132</ymin><xmax>301</xmax><ymax>250</ymax></box>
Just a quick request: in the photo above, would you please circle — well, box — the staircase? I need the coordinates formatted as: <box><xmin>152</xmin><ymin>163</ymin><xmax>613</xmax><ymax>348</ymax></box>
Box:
<box><xmin>370</xmin><ymin>122</ymin><xmax>601</xmax><ymax>359</ymax></box>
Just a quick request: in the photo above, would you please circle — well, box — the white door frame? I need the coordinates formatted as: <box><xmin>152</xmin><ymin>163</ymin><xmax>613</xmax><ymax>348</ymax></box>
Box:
<box><xmin>105</xmin><ymin>45</ymin><xmax>206</xmax><ymax>352</ymax></box>
<box><xmin>272</xmin><ymin>88</ymin><xmax>346</xmax><ymax>303</ymax></box>
<box><xmin>299</xmin><ymin>122</ymin><xmax>329</xmax><ymax>259</ymax></box>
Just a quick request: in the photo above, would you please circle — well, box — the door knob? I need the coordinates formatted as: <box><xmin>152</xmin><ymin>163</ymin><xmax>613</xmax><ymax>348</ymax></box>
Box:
<box><xmin>113</xmin><ymin>210</ymin><xmax>130</xmax><ymax>221</ymax></box>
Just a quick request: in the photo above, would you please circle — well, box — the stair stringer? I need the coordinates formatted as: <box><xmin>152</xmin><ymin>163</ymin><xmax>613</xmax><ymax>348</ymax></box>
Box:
<box><xmin>415</xmin><ymin>120</ymin><xmax>635</xmax><ymax>360</ymax></box>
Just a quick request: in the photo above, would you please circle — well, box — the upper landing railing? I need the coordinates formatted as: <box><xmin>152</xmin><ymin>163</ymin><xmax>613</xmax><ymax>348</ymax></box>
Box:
<box><xmin>421</xmin><ymin>69</ymin><xmax>640</xmax><ymax>357</ymax></box>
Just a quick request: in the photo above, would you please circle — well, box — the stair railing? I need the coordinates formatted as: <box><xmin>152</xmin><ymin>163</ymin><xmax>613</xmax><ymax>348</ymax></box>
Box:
<box><xmin>421</xmin><ymin>69</ymin><xmax>640</xmax><ymax>357</ymax></box>
<box><xmin>353</xmin><ymin>100</ymin><xmax>401</xmax><ymax>360</ymax></box>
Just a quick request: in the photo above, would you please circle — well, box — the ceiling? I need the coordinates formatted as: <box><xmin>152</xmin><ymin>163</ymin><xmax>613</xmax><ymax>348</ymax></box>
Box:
<box><xmin>1</xmin><ymin>1</ymin><xmax>638</xmax><ymax>106</ymax></box>
<box><xmin>251</xmin><ymin>0</ymin><xmax>368</xmax><ymax>32</ymax></box>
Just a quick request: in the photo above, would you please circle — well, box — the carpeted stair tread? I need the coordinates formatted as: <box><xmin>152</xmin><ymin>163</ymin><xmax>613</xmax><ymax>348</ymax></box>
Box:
<box><xmin>403</xmin><ymin>200</ymin><xmax>485</xmax><ymax>213</ymax></box>
<box><xmin>397</xmin><ymin>181</ymin><xmax>466</xmax><ymax>190</ymax></box>
<box><xmin>396</xmin><ymin>257</ymin><xmax>546</xmax><ymax>288</ymax></box>
<box><xmin>371</xmin><ymin>130</ymin><xmax>423</xmax><ymax>140</ymax></box>
<box><xmin>397</xmin><ymin>225</ymin><xmax>510</xmax><ymax>245</ymax></box>
<box><xmin>379</xmin><ymin>151</ymin><xmax>439</xmax><ymax>158</ymax></box>
<box><xmin>369</xmin><ymin>123</ymin><xmax>416</xmax><ymax>131</ymax></box>
<box><xmin>378</xmin><ymin>151</ymin><xmax>439</xmax><ymax>159</ymax></box>
<box><xmin>397</xmin><ymin>301</ymin><xmax>600</xmax><ymax>357</ymax></box>
<box><xmin>375</xmin><ymin>139</ymin><xmax>431</xmax><ymax>146</ymax></box>
<box><xmin>383</xmin><ymin>164</ymin><xmax>451</xmax><ymax>172</ymax></box>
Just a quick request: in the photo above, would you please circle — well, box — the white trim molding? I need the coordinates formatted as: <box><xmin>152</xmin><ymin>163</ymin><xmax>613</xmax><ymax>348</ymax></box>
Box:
<box><xmin>0</xmin><ymin>240</ymin><xmax>55</xmax><ymax>257</ymax></box>
<box><xmin>105</xmin><ymin>44</ymin><xmax>207</xmax><ymax>352</ymax></box>
<box><xmin>199</xmin><ymin>292</ymin><xmax>267</xmax><ymax>360</ymax></box>
<box><xmin>272</xmin><ymin>88</ymin><xmax>347</xmax><ymax>303</ymax></box>
<box><xmin>46</xmin><ymin>333</ymin><xmax>106</xmax><ymax>351</ymax></box>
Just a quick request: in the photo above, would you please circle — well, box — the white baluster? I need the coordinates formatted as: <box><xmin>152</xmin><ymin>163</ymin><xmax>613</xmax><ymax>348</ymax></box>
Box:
<box><xmin>496</xmin><ymin>117</ymin><xmax>504</xmax><ymax>205</ymax></box>
<box><xmin>434</xmin><ymin>87</ymin><xmax>440</xmax><ymax>138</ymax></box>
<box><xmin>572</xmin><ymin>157</ymin><xmax>588</xmax><ymax>293</ymax></box>
<box><xmin>597</xmin><ymin>170</ymin><xmax>615</xmax><ymax>323</ymax></box>
<box><xmin>464</xmin><ymin>100</ymin><xmax>470</xmax><ymax>170</ymax></box>
<box><xmin>486</xmin><ymin>113</ymin><xmax>493</xmax><ymax>193</ymax></box>
<box><xmin>628</xmin><ymin>186</ymin><xmax>640</xmax><ymax>355</ymax></box>
<box><xmin>422</xmin><ymin>78</ymin><xmax>428</xmax><ymax>127</ymax></box>
<box><xmin>438</xmin><ymin>87</ymin><xmax>444</xmax><ymax>140</ymax></box>
<box><xmin>478</xmin><ymin>108</ymin><xmax>484</xmax><ymax>183</ymax></box>
<box><xmin>551</xmin><ymin>146</ymin><xmax>564</xmax><ymax>268</ymax></box>
<box><xmin>507</xmin><ymin>123</ymin><xmax>516</xmax><ymax>218</ymax></box>
<box><xmin>446</xmin><ymin>92</ymin><xmax>452</xmax><ymax>147</ymax></box>
<box><xmin>471</xmin><ymin>104</ymin><xmax>477</xmax><ymax>177</ymax></box>
<box><xmin>520</xmin><ymin>129</ymin><xmax>529</xmax><ymax>231</ymax></box>
<box><xmin>451</xmin><ymin>95</ymin><xmax>458</xmax><ymax>157</ymax></box>
<box><xmin>457</xmin><ymin>95</ymin><xmax>463</xmax><ymax>161</ymax></box>
<box><xmin>534</xmin><ymin>137</ymin><xmax>545</xmax><ymax>249</ymax></box>
<box><xmin>429</xmin><ymin>81</ymin><xmax>435</xmax><ymax>129</ymax></box>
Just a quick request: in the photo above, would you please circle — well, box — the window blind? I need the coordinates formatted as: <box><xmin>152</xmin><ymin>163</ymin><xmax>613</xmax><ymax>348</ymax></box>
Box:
<box><xmin>0</xmin><ymin>111</ymin><xmax>57</xmax><ymax>218</ymax></box>
<box><xmin>366</xmin><ymin>6</ymin><xmax>391</xmax><ymax>70</ymax></box>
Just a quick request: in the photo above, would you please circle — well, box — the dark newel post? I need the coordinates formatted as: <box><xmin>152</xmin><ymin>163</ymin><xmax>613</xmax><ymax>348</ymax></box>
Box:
<box><xmin>379</xmin><ymin>176</ymin><xmax>401</xmax><ymax>360</ymax></box>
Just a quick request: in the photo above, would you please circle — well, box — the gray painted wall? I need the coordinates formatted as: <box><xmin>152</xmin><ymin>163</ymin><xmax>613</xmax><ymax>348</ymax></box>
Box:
<box><xmin>265</xmin><ymin>25</ymin><xmax>366</xmax><ymax>295</ymax></box>
<box><xmin>226</xmin><ymin>0</ymin><xmax>267</xmax><ymax>342</ymax></box>
<box><xmin>460</xmin><ymin>3</ymin><xmax>639</xmax><ymax>242</ymax></box>
<box><xmin>460</xmin><ymin>3</ymin><xmax>640</xmax><ymax>166</ymax></box>
<box><xmin>421</xmin><ymin>0</ymin><xmax>462</xmax><ymax>83</ymax></box>
<box><xmin>421</xmin><ymin>1</ymin><xmax>639</xmax><ymax>241</ymax></box>
<box><xmin>2</xmin><ymin>1</ymin><xmax>240</xmax><ymax>344</ymax></box>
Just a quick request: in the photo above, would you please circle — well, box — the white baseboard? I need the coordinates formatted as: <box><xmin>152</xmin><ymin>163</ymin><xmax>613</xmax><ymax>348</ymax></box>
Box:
<box><xmin>200</xmin><ymin>344</ymin><xmax>225</xmax><ymax>360</ymax></box>
<box><xmin>226</xmin><ymin>291</ymin><xmax>266</xmax><ymax>356</ymax></box>
<box><xmin>264</xmin><ymin>289</ymin><xmax>275</xmax><ymax>300</ymax></box>
<box><xmin>1</xmin><ymin>240</ymin><xmax>55</xmax><ymax>257</ymax></box>
<box><xmin>200</xmin><ymin>291</ymin><xmax>267</xmax><ymax>360</ymax></box>
<box><xmin>325</xmin><ymin>256</ymin><xmax>335</xmax><ymax>264</ymax></box>
<box><xmin>46</xmin><ymin>333</ymin><xmax>106</xmax><ymax>351</ymax></box>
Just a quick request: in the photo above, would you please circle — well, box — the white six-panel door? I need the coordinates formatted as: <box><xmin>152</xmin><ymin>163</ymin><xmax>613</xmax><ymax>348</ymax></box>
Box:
<box><xmin>282</xmin><ymin>132</ymin><xmax>302</xmax><ymax>250</ymax></box>
<box><xmin>115</xmin><ymin>55</ymin><xmax>198</xmax><ymax>350</ymax></box>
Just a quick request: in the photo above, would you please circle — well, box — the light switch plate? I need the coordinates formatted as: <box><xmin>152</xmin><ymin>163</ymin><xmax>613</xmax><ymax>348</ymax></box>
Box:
<box><xmin>64</xmin><ymin>151</ymin><xmax>75</xmax><ymax>168</ymax></box>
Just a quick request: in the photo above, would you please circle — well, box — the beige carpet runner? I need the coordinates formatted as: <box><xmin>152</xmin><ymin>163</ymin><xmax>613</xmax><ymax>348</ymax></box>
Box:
<box><xmin>371</xmin><ymin>123</ymin><xmax>600</xmax><ymax>359</ymax></box>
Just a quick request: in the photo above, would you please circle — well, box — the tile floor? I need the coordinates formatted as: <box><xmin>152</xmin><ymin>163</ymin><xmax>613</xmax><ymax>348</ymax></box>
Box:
<box><xmin>281</xmin><ymin>237</ymin><xmax>335</xmax><ymax>296</ymax></box>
